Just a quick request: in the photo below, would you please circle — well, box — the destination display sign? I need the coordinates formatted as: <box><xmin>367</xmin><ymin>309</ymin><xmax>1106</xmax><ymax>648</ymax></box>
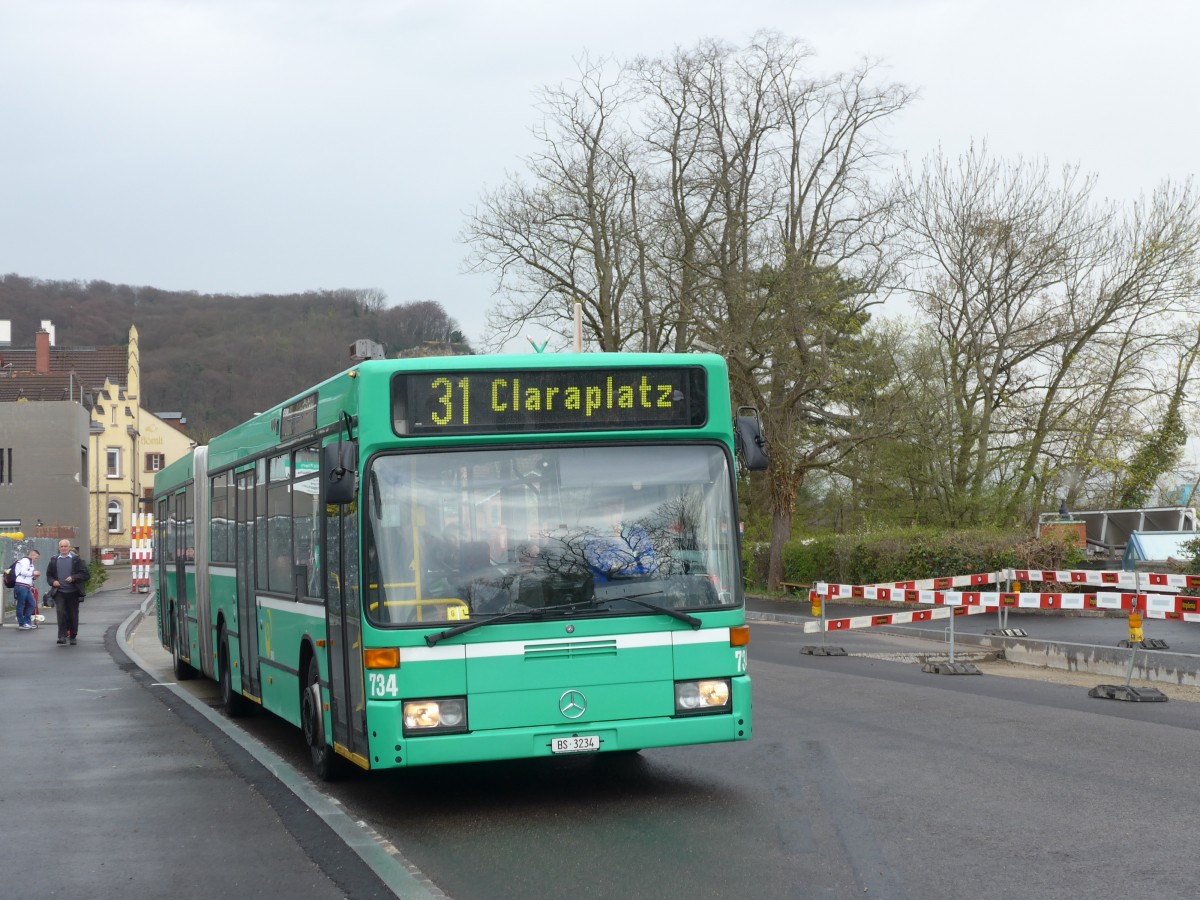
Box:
<box><xmin>394</xmin><ymin>367</ymin><xmax>708</xmax><ymax>436</ymax></box>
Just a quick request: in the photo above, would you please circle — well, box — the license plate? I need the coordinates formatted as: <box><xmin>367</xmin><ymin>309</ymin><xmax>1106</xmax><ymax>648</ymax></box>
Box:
<box><xmin>551</xmin><ymin>735</ymin><xmax>600</xmax><ymax>754</ymax></box>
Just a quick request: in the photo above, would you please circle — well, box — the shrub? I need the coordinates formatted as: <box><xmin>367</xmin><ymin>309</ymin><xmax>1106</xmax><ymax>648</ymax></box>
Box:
<box><xmin>744</xmin><ymin>526</ymin><xmax>1088</xmax><ymax>590</ymax></box>
<box><xmin>1181</xmin><ymin>536</ymin><xmax>1200</xmax><ymax>575</ymax></box>
<box><xmin>87</xmin><ymin>558</ymin><xmax>109</xmax><ymax>591</ymax></box>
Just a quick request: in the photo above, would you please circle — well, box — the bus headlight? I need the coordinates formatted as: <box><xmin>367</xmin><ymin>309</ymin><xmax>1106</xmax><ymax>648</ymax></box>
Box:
<box><xmin>674</xmin><ymin>678</ymin><xmax>731</xmax><ymax>715</ymax></box>
<box><xmin>402</xmin><ymin>697</ymin><xmax>468</xmax><ymax>735</ymax></box>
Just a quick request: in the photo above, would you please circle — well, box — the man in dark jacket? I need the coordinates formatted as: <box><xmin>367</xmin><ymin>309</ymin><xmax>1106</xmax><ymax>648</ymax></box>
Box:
<box><xmin>47</xmin><ymin>539</ymin><xmax>90</xmax><ymax>646</ymax></box>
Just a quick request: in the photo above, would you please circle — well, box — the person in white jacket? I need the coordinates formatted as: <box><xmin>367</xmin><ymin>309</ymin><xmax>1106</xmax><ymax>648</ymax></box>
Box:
<box><xmin>13</xmin><ymin>550</ymin><xmax>41</xmax><ymax>630</ymax></box>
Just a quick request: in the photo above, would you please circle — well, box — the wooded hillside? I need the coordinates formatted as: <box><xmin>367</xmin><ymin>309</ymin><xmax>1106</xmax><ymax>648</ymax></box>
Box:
<box><xmin>0</xmin><ymin>274</ymin><xmax>471</xmax><ymax>439</ymax></box>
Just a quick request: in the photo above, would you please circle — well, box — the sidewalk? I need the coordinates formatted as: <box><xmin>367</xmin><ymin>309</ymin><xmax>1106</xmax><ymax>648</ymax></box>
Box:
<box><xmin>0</xmin><ymin>581</ymin><xmax>402</xmax><ymax>899</ymax></box>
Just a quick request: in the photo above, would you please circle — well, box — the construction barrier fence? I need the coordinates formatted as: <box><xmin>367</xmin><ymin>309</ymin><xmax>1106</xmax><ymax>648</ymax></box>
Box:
<box><xmin>805</xmin><ymin>566</ymin><xmax>1200</xmax><ymax>635</ymax></box>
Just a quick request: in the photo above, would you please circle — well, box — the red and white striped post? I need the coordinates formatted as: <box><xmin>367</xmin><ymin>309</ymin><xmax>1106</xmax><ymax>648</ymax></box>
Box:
<box><xmin>130</xmin><ymin>512</ymin><xmax>154</xmax><ymax>592</ymax></box>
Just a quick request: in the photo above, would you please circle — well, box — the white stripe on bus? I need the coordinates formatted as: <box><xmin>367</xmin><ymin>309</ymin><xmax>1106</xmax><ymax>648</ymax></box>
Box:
<box><xmin>257</xmin><ymin>595</ymin><xmax>326</xmax><ymax>617</ymax></box>
<box><xmin>400</xmin><ymin>627</ymin><xmax>730</xmax><ymax>663</ymax></box>
<box><xmin>205</xmin><ymin>590</ymin><xmax>734</xmax><ymax>657</ymax></box>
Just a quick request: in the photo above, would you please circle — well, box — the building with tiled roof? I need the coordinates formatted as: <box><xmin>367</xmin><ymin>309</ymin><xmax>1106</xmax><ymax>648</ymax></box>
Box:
<box><xmin>0</xmin><ymin>320</ymin><xmax>193</xmax><ymax>563</ymax></box>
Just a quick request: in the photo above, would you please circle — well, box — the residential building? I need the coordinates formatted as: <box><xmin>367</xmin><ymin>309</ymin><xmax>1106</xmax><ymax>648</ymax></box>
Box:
<box><xmin>0</xmin><ymin>400</ymin><xmax>91</xmax><ymax>553</ymax></box>
<box><xmin>0</xmin><ymin>320</ymin><xmax>193</xmax><ymax>560</ymax></box>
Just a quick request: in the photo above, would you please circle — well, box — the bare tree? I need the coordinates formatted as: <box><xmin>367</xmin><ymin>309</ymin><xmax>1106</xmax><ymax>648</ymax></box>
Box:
<box><xmin>1114</xmin><ymin>323</ymin><xmax>1200</xmax><ymax>507</ymax></box>
<box><xmin>700</xmin><ymin>37</ymin><xmax>913</xmax><ymax>587</ymax></box>
<box><xmin>463</xmin><ymin>34</ymin><xmax>913</xmax><ymax>587</ymax></box>
<box><xmin>356</xmin><ymin>288</ymin><xmax>388</xmax><ymax>313</ymax></box>
<box><xmin>896</xmin><ymin>145</ymin><xmax>1200</xmax><ymax>523</ymax></box>
<box><xmin>463</xmin><ymin>56</ymin><xmax>661</xmax><ymax>351</ymax></box>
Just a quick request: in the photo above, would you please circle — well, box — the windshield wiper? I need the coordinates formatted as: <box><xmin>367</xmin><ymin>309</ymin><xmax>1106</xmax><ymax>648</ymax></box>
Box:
<box><xmin>425</xmin><ymin>603</ymin><xmax>589</xmax><ymax>647</ymax></box>
<box><xmin>427</xmin><ymin>607</ymin><xmax>532</xmax><ymax>646</ymax></box>
<box><xmin>426</xmin><ymin>590</ymin><xmax>702</xmax><ymax>646</ymax></box>
<box><xmin>593</xmin><ymin>589</ymin><xmax>702</xmax><ymax>630</ymax></box>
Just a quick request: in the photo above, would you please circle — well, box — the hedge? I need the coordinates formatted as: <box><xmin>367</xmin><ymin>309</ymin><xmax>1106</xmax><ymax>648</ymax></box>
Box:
<box><xmin>742</xmin><ymin>527</ymin><xmax>1087</xmax><ymax>590</ymax></box>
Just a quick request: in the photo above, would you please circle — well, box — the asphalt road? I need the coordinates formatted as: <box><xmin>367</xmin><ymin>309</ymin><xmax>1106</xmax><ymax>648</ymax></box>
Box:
<box><xmin>18</xmin><ymin>583</ymin><xmax>1200</xmax><ymax>899</ymax></box>
<box><xmin>132</xmin><ymin>597</ymin><xmax>1200</xmax><ymax>900</ymax></box>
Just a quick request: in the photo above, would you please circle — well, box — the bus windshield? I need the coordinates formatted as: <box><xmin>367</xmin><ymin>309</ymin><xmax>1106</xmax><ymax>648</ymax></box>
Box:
<box><xmin>362</xmin><ymin>443</ymin><xmax>739</xmax><ymax>627</ymax></box>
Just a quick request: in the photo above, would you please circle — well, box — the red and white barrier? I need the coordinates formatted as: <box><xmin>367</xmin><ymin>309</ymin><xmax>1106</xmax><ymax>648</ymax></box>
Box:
<box><xmin>1010</xmin><ymin>569</ymin><xmax>1200</xmax><ymax>593</ymax></box>
<box><xmin>801</xmin><ymin>569</ymin><xmax>1200</xmax><ymax>645</ymax></box>
<box><xmin>1142</xmin><ymin>594</ymin><xmax>1200</xmax><ymax>617</ymax></box>
<box><xmin>1148</xmin><ymin>611</ymin><xmax>1200</xmax><ymax>623</ymax></box>
<box><xmin>853</xmin><ymin>572</ymin><xmax>1002</xmax><ymax>591</ymax></box>
<box><xmin>818</xmin><ymin>569</ymin><xmax>1200</xmax><ymax>599</ymax></box>
<box><xmin>815</xmin><ymin>579</ymin><xmax>1200</xmax><ymax>617</ymax></box>
<box><xmin>804</xmin><ymin>604</ymin><xmax>990</xmax><ymax>633</ymax></box>
<box><xmin>130</xmin><ymin>512</ymin><xmax>154</xmax><ymax>593</ymax></box>
<box><xmin>816</xmin><ymin>583</ymin><xmax>1142</xmax><ymax>611</ymax></box>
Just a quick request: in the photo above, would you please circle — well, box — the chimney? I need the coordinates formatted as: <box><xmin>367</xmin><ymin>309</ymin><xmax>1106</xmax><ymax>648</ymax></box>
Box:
<box><xmin>35</xmin><ymin>329</ymin><xmax>50</xmax><ymax>373</ymax></box>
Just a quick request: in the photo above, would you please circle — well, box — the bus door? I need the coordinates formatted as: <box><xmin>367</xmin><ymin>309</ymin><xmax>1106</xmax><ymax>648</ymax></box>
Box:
<box><xmin>172</xmin><ymin>492</ymin><xmax>190</xmax><ymax>653</ymax></box>
<box><xmin>236</xmin><ymin>471</ymin><xmax>262</xmax><ymax>699</ymax></box>
<box><xmin>155</xmin><ymin>497</ymin><xmax>169</xmax><ymax>641</ymax></box>
<box><xmin>325</xmin><ymin>499</ymin><xmax>369</xmax><ymax>764</ymax></box>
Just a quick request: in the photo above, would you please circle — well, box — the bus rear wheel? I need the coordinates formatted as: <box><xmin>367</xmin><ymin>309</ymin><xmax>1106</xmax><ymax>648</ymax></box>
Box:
<box><xmin>301</xmin><ymin>656</ymin><xmax>337</xmax><ymax>781</ymax></box>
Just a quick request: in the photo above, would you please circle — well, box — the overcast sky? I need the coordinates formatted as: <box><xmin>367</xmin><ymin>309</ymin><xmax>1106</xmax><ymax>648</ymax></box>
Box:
<box><xmin>1</xmin><ymin>1</ymin><xmax>1195</xmax><ymax>350</ymax></box>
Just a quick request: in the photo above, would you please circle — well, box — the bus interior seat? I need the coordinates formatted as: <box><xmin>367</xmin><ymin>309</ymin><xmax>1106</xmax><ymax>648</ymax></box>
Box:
<box><xmin>459</xmin><ymin>541</ymin><xmax>492</xmax><ymax>573</ymax></box>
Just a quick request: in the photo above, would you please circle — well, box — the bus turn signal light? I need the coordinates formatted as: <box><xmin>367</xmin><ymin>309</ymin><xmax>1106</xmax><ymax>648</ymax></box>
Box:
<box><xmin>729</xmin><ymin>625</ymin><xmax>750</xmax><ymax>646</ymax></box>
<box><xmin>364</xmin><ymin>648</ymin><xmax>400</xmax><ymax>669</ymax></box>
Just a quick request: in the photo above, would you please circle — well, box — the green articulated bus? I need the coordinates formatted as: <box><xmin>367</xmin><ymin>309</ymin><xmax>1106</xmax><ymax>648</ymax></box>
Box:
<box><xmin>154</xmin><ymin>352</ymin><xmax>767</xmax><ymax>778</ymax></box>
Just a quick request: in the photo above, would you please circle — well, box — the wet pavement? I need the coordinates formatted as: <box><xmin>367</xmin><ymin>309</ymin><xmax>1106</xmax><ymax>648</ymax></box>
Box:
<box><xmin>0</xmin><ymin>577</ymin><xmax>415</xmax><ymax>900</ymax></box>
<box><xmin>5</xmin><ymin>578</ymin><xmax>1195</xmax><ymax>899</ymax></box>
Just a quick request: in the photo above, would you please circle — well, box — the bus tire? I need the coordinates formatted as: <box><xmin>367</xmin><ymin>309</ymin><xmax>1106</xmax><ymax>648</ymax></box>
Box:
<box><xmin>302</xmin><ymin>655</ymin><xmax>337</xmax><ymax>781</ymax></box>
<box><xmin>218</xmin><ymin>625</ymin><xmax>251</xmax><ymax>718</ymax></box>
<box><xmin>171</xmin><ymin>615</ymin><xmax>198</xmax><ymax>681</ymax></box>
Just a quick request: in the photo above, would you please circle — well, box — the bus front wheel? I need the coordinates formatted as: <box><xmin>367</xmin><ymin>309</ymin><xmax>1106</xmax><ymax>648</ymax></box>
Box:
<box><xmin>302</xmin><ymin>656</ymin><xmax>337</xmax><ymax>781</ymax></box>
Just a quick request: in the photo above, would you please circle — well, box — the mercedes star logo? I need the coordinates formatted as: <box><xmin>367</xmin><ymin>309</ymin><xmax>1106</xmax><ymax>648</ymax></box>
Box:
<box><xmin>559</xmin><ymin>690</ymin><xmax>587</xmax><ymax>719</ymax></box>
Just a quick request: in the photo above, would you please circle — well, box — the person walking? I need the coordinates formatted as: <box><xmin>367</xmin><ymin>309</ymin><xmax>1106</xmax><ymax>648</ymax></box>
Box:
<box><xmin>46</xmin><ymin>540</ymin><xmax>89</xmax><ymax>645</ymax></box>
<box><xmin>12</xmin><ymin>549</ymin><xmax>41</xmax><ymax>630</ymax></box>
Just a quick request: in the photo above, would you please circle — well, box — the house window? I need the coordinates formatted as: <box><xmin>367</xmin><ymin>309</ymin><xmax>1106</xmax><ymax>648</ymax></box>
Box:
<box><xmin>108</xmin><ymin>500</ymin><xmax>122</xmax><ymax>533</ymax></box>
<box><xmin>106</xmin><ymin>448</ymin><xmax>122</xmax><ymax>478</ymax></box>
<box><xmin>145</xmin><ymin>452</ymin><xmax>165</xmax><ymax>472</ymax></box>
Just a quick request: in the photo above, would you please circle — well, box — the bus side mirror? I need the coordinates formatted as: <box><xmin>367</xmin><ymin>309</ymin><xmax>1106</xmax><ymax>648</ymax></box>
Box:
<box><xmin>324</xmin><ymin>442</ymin><xmax>358</xmax><ymax>505</ymax></box>
<box><xmin>734</xmin><ymin>407</ymin><xmax>769</xmax><ymax>471</ymax></box>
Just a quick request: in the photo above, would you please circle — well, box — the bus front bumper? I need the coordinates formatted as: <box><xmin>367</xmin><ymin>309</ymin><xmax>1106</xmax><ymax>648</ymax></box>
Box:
<box><xmin>370</xmin><ymin>685</ymin><xmax>752</xmax><ymax>769</ymax></box>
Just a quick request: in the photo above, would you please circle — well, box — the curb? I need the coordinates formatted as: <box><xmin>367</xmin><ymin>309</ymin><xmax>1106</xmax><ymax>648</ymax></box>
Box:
<box><xmin>115</xmin><ymin>596</ymin><xmax>446</xmax><ymax>900</ymax></box>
